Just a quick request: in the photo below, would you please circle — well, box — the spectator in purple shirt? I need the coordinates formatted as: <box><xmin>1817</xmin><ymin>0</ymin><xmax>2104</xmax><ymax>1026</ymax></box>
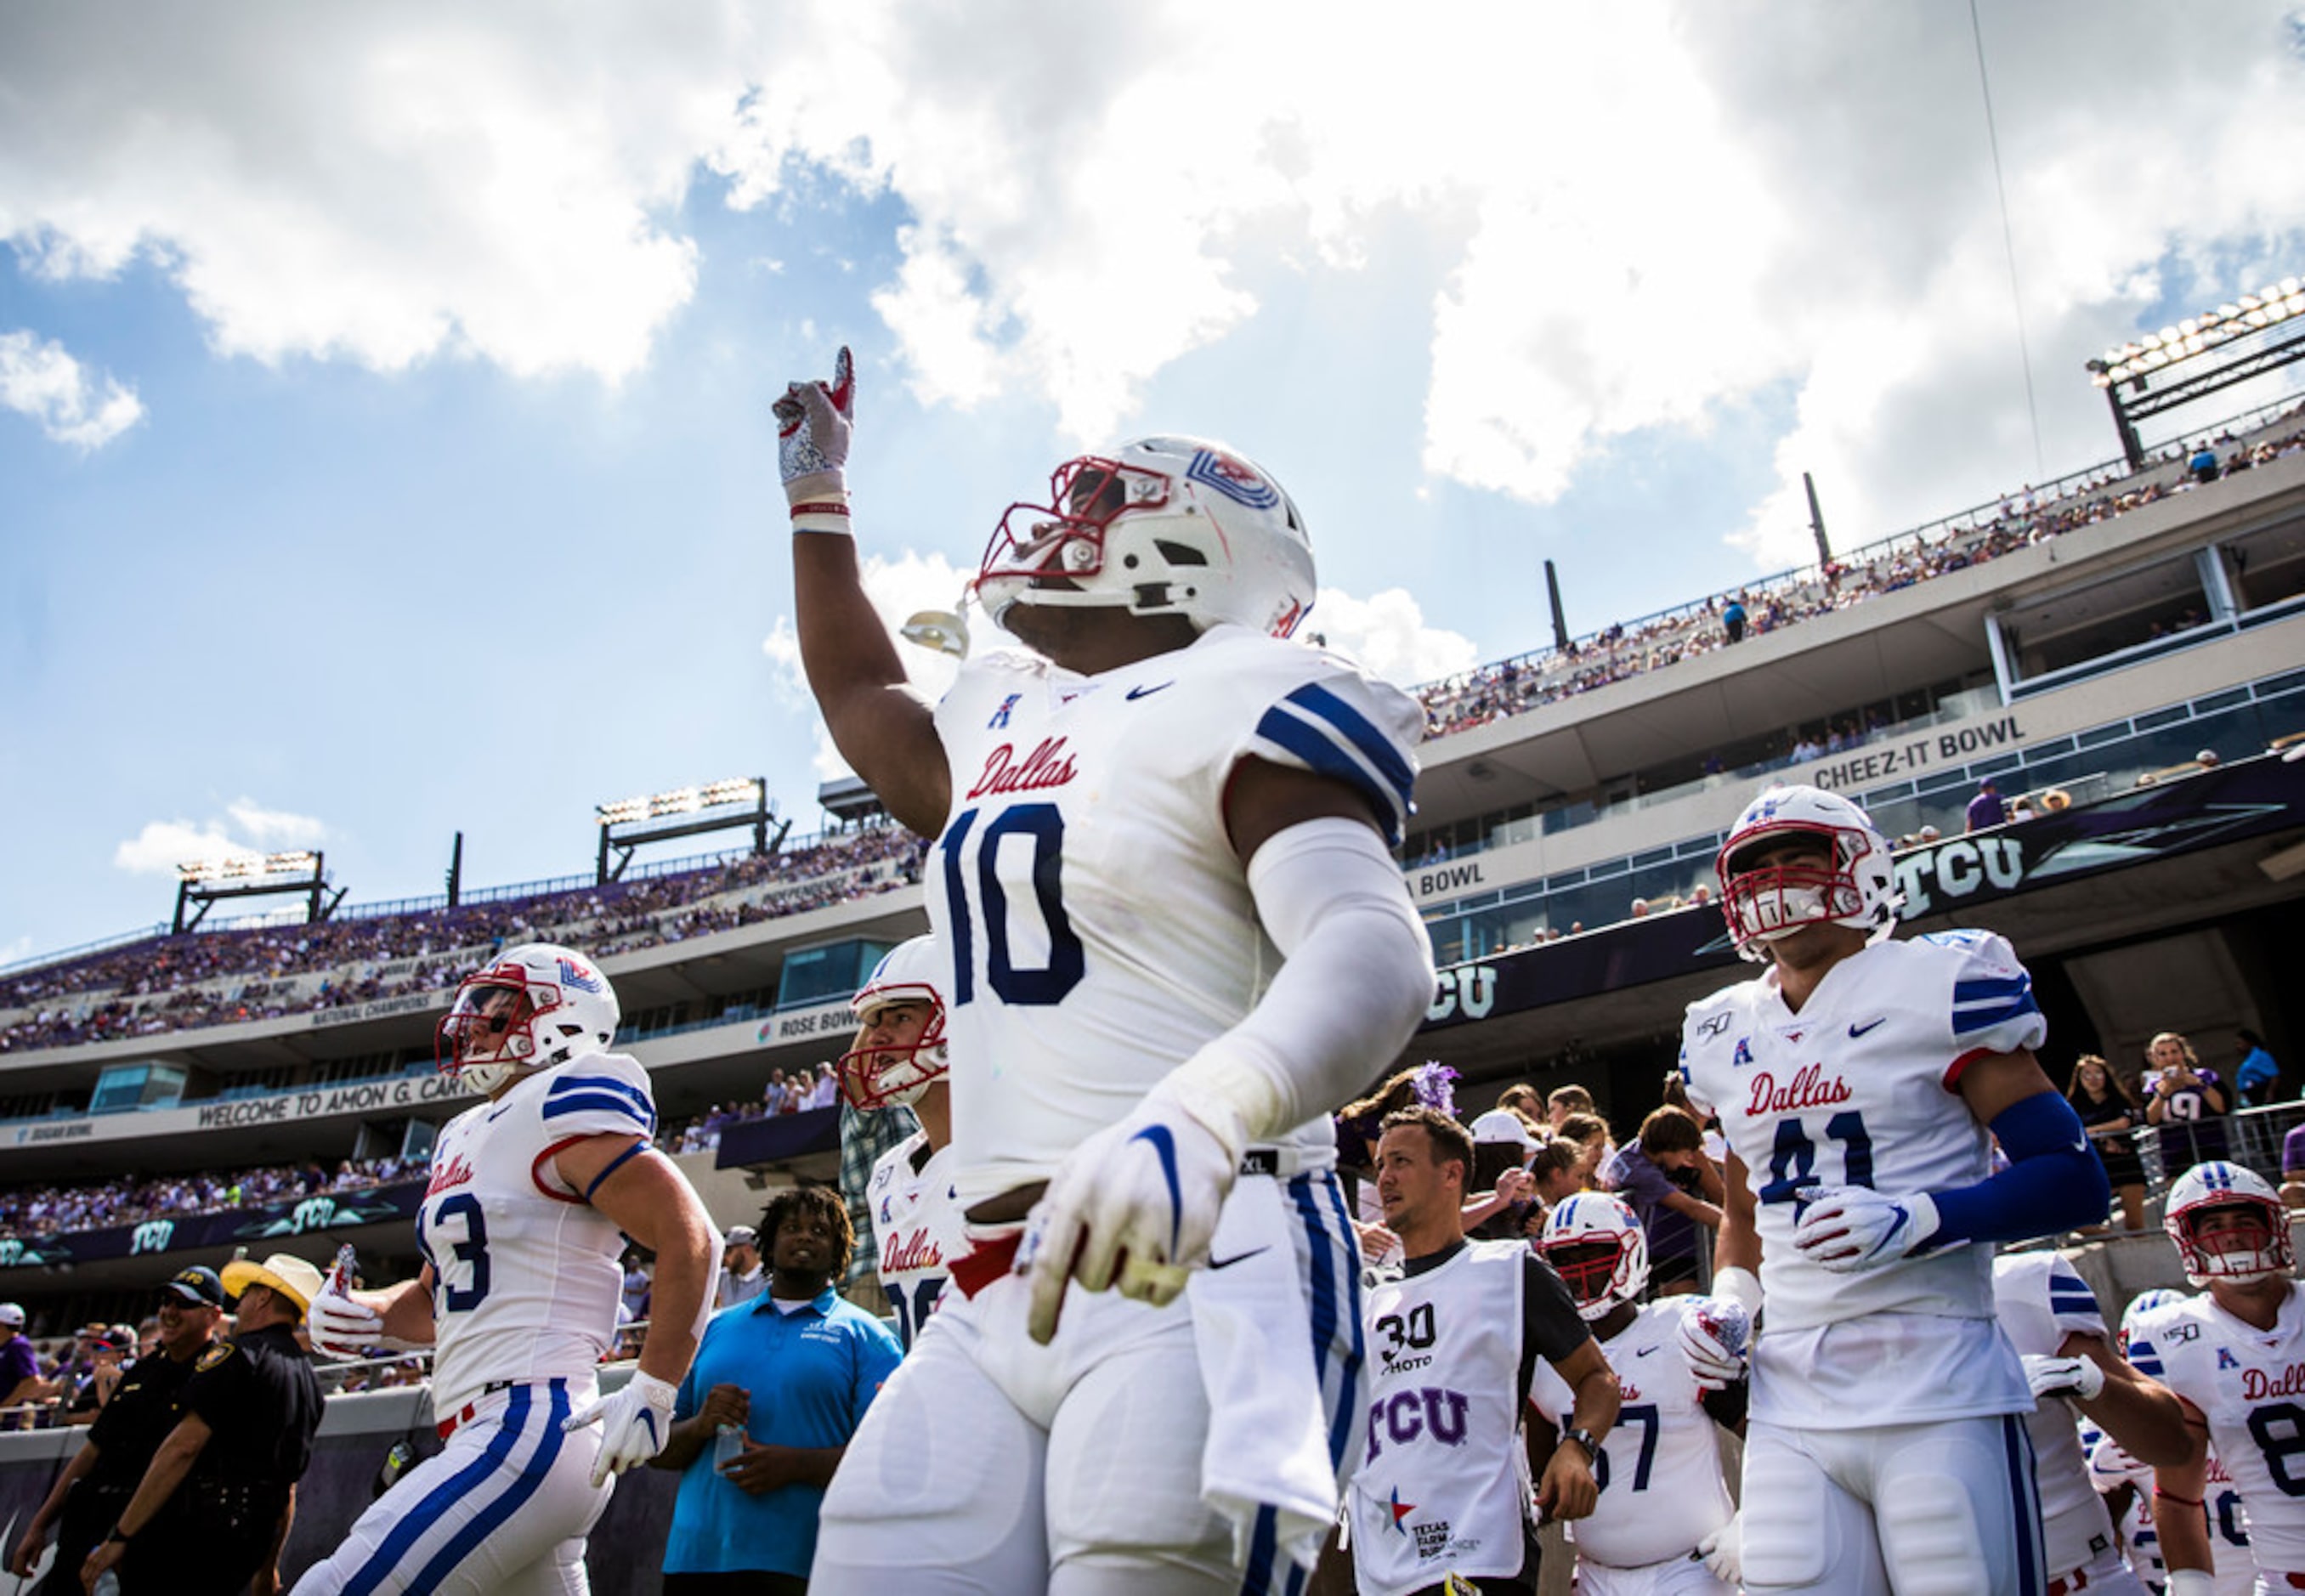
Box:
<box><xmin>2</xmin><ymin>1304</ymin><xmax>50</xmax><ymax>1412</ymax></box>
<box><xmin>1600</xmin><ymin>1107</ymin><xmax>1723</xmax><ymax>1294</ymax></box>
<box><xmin>1965</xmin><ymin>777</ymin><xmax>2007</xmax><ymax>833</ymax></box>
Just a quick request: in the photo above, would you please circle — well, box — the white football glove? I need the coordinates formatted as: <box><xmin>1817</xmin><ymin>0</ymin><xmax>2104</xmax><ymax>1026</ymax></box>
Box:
<box><xmin>1675</xmin><ymin>1299</ymin><xmax>1749</xmax><ymax>1392</ymax></box>
<box><xmin>564</xmin><ymin>1370</ymin><xmax>679</xmax><ymax>1488</ymax></box>
<box><xmin>1696</xmin><ymin>1510</ymin><xmax>1743</xmax><ymax>1583</ymax></box>
<box><xmin>2164</xmin><ymin>1571</ymin><xmax>2215</xmax><ymax>1596</ymax></box>
<box><xmin>1018</xmin><ymin>1075</ymin><xmax>1246</xmax><ymax>1345</ymax></box>
<box><xmin>307</xmin><ymin>1292</ymin><xmax>388</xmax><ymax>1361</ymax></box>
<box><xmin>1790</xmin><ymin>1185</ymin><xmax>1941</xmax><ymax>1272</ymax></box>
<box><xmin>770</xmin><ymin>346</ymin><xmax>854</xmax><ymax>505</ymax></box>
<box><xmin>2023</xmin><ymin>1352</ymin><xmax>2106</xmax><ymax>1404</ymax></box>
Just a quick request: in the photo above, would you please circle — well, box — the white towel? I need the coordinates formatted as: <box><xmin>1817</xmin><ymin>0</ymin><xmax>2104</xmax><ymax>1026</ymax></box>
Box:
<box><xmin>1190</xmin><ymin>1174</ymin><xmax>1338</xmax><ymax>1574</ymax></box>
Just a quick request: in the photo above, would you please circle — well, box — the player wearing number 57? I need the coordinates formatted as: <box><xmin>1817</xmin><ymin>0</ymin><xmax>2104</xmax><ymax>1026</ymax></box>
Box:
<box><xmin>1674</xmin><ymin>784</ymin><xmax>2108</xmax><ymax>1594</ymax></box>
<box><xmin>291</xmin><ymin>943</ymin><xmax>722</xmax><ymax>1596</ymax></box>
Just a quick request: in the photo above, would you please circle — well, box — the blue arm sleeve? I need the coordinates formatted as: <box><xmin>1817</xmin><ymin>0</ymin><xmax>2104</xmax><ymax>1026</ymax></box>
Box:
<box><xmin>1923</xmin><ymin>1089</ymin><xmax>2110</xmax><ymax>1251</ymax></box>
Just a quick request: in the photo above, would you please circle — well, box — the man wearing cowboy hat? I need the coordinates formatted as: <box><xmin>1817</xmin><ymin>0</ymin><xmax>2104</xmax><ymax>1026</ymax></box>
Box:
<box><xmin>80</xmin><ymin>1253</ymin><xmax>325</xmax><ymax>1596</ymax></box>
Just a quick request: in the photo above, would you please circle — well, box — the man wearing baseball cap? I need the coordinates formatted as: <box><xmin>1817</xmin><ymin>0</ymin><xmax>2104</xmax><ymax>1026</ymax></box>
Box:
<box><xmin>79</xmin><ymin>1254</ymin><xmax>325</xmax><ymax>1596</ymax></box>
<box><xmin>717</xmin><ymin>1224</ymin><xmax>767</xmax><ymax>1310</ymax></box>
<box><xmin>1</xmin><ymin>1301</ymin><xmax>51</xmax><ymax>1414</ymax></box>
<box><xmin>8</xmin><ymin>1267</ymin><xmax>227</xmax><ymax>1594</ymax></box>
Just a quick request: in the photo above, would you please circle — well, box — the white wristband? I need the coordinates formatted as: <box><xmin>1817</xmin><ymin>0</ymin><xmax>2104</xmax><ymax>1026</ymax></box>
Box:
<box><xmin>789</xmin><ymin>488</ymin><xmax>853</xmax><ymax>535</ymax></box>
<box><xmin>1713</xmin><ymin>1265</ymin><xmax>1764</xmax><ymax>1316</ymax></box>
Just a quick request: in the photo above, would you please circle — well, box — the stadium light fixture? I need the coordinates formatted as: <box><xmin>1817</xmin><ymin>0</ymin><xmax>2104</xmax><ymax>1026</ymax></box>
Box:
<box><xmin>593</xmin><ymin>776</ymin><xmax>782</xmax><ymax>885</ymax></box>
<box><xmin>595</xmin><ymin>778</ymin><xmax>765</xmax><ymax>827</ymax></box>
<box><xmin>2092</xmin><ymin>279</ymin><xmax>2305</xmax><ymax>388</ymax></box>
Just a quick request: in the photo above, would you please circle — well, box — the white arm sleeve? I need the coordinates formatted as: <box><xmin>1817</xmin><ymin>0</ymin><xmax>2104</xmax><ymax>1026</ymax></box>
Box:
<box><xmin>1169</xmin><ymin>816</ymin><xmax>1436</xmax><ymax>1142</ymax></box>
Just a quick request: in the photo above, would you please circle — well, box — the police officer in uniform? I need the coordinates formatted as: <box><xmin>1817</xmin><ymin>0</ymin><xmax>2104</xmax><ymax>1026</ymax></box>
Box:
<box><xmin>80</xmin><ymin>1254</ymin><xmax>326</xmax><ymax>1596</ymax></box>
<box><xmin>8</xmin><ymin>1268</ymin><xmax>228</xmax><ymax>1595</ymax></box>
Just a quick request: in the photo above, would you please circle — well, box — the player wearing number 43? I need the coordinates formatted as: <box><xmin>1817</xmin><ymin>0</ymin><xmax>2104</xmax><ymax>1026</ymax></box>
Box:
<box><xmin>291</xmin><ymin>944</ymin><xmax>722</xmax><ymax>1596</ymax></box>
<box><xmin>1674</xmin><ymin>784</ymin><xmax>2111</xmax><ymax>1595</ymax></box>
<box><xmin>2129</xmin><ymin>1162</ymin><xmax>2305</xmax><ymax>1595</ymax></box>
<box><xmin>1348</xmin><ymin>1109</ymin><xmax>1619</xmax><ymax>1596</ymax></box>
<box><xmin>779</xmin><ymin>348</ymin><xmax>1437</xmax><ymax>1593</ymax></box>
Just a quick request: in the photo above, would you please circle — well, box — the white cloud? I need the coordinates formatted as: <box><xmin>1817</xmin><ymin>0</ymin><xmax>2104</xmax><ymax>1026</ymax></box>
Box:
<box><xmin>762</xmin><ymin>547</ymin><xmax>977</xmax><ymax>780</ymax></box>
<box><xmin>224</xmin><ymin>798</ymin><xmax>328</xmax><ymax>849</ymax></box>
<box><xmin>6</xmin><ymin>0</ymin><xmax>2302</xmax><ymax>548</ymax></box>
<box><xmin>1306</xmin><ymin>587</ymin><xmax>1478</xmax><ymax>691</ymax></box>
<box><xmin>113</xmin><ymin>801</ymin><xmax>329</xmax><ymax>876</ymax></box>
<box><xmin>0</xmin><ymin>329</ymin><xmax>143</xmax><ymax>448</ymax></box>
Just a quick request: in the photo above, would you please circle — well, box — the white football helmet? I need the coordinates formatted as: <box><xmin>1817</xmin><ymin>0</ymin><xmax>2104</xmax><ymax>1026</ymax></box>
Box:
<box><xmin>836</xmin><ymin>937</ymin><xmax>949</xmax><ymax>1111</ymax></box>
<box><xmin>1715</xmin><ymin>784</ymin><xmax>1902</xmax><ymax>961</ymax></box>
<box><xmin>2163</xmin><ymin>1161</ymin><xmax>2295</xmax><ymax>1287</ymax></box>
<box><xmin>1538</xmin><ymin>1192</ymin><xmax>1650</xmax><ymax>1322</ymax></box>
<box><xmin>435</xmin><ymin>943</ymin><xmax>620</xmax><ymax>1096</ymax></box>
<box><xmin>2118</xmin><ymin>1287</ymin><xmax>2188</xmax><ymax>1353</ymax></box>
<box><xmin>973</xmin><ymin>436</ymin><xmax>1315</xmax><ymax>640</ymax></box>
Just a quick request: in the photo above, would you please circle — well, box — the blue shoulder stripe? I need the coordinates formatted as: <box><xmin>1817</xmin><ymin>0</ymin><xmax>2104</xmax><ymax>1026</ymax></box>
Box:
<box><xmin>1951</xmin><ymin>993</ymin><xmax>2042</xmax><ymax>1036</ymax></box>
<box><xmin>1954</xmin><ymin>975</ymin><xmax>2034</xmax><ymax>1004</ymax></box>
<box><xmin>541</xmin><ymin>1093</ymin><xmax>656</xmax><ymax>1132</ymax></box>
<box><xmin>1254</xmin><ymin>708</ymin><xmax>1408</xmax><ymax>845</ymax></box>
<box><xmin>547</xmin><ymin>1073</ymin><xmax>654</xmax><ymax>1118</ymax></box>
<box><xmin>1283</xmin><ymin>683</ymin><xmax>1418</xmax><ymax>806</ymax></box>
<box><xmin>2127</xmin><ymin>1339</ymin><xmax>2163</xmax><ymax>1377</ymax></box>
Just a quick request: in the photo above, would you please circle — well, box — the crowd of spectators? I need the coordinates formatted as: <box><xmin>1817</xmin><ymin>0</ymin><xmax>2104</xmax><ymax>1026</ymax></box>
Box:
<box><xmin>0</xmin><ymin>1154</ymin><xmax>424</xmax><ymax>1242</ymax></box>
<box><xmin>1413</xmin><ymin>415</ymin><xmax>2305</xmax><ymax>741</ymax></box>
<box><xmin>0</xmin><ymin>823</ymin><xmax>925</xmax><ymax>1057</ymax></box>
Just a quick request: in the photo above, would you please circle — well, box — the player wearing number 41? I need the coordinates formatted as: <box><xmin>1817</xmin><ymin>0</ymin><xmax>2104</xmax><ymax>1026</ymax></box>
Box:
<box><xmin>1528</xmin><ymin>1193</ymin><xmax>1747</xmax><ymax>1595</ymax></box>
<box><xmin>842</xmin><ymin>936</ymin><xmax>965</xmax><ymax>1350</ymax></box>
<box><xmin>1348</xmin><ymin>1108</ymin><xmax>1619</xmax><ymax>1596</ymax></box>
<box><xmin>2129</xmin><ymin>1162</ymin><xmax>2305</xmax><ymax>1596</ymax></box>
<box><xmin>292</xmin><ymin>944</ymin><xmax>722</xmax><ymax>1596</ymax></box>
<box><xmin>1674</xmin><ymin>784</ymin><xmax>2110</xmax><ymax>1594</ymax></box>
<box><xmin>778</xmin><ymin>348</ymin><xmax>1436</xmax><ymax>1594</ymax></box>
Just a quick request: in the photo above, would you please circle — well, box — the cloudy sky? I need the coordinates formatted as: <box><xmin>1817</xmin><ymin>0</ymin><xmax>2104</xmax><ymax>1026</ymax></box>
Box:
<box><xmin>3</xmin><ymin>1</ymin><xmax>2302</xmax><ymax>965</ymax></box>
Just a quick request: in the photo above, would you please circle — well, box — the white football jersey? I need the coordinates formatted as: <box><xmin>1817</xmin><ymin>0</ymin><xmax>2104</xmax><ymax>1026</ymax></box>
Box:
<box><xmin>1526</xmin><ymin>1299</ymin><xmax>1735</xmax><ymax>1570</ymax></box>
<box><xmin>868</xmin><ymin>1130</ymin><xmax>964</xmax><ymax>1350</ymax></box>
<box><xmin>2089</xmin><ymin>1420</ymin><xmax>2257</xmax><ymax>1596</ymax></box>
<box><xmin>1679</xmin><ymin>931</ymin><xmax>2042</xmax><ymax>1427</ymax></box>
<box><xmin>928</xmin><ymin>624</ymin><xmax>1424</xmax><ymax>1208</ymax></box>
<box><xmin>1994</xmin><ymin>1252</ymin><xmax>2123</xmax><ymax>1576</ymax></box>
<box><xmin>416</xmin><ymin>1052</ymin><xmax>655</xmax><ymax>1417</ymax></box>
<box><xmin>2129</xmin><ymin>1284</ymin><xmax>2305</xmax><ymax>1572</ymax></box>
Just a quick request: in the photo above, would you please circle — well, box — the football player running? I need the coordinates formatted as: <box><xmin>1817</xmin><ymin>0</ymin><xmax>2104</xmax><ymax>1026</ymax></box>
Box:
<box><xmin>1529</xmin><ymin>1194</ymin><xmax>1745</xmax><ymax>1594</ymax></box>
<box><xmin>292</xmin><ymin>944</ymin><xmax>722</xmax><ymax>1596</ymax></box>
<box><xmin>778</xmin><ymin>349</ymin><xmax>1435</xmax><ymax>1593</ymax></box>
<box><xmin>1674</xmin><ymin>785</ymin><xmax>2110</xmax><ymax>1594</ymax></box>
<box><xmin>2129</xmin><ymin>1163</ymin><xmax>2305</xmax><ymax>1595</ymax></box>
<box><xmin>843</xmin><ymin>936</ymin><xmax>965</xmax><ymax>1350</ymax></box>
<box><xmin>1993</xmin><ymin>1252</ymin><xmax>2189</xmax><ymax>1596</ymax></box>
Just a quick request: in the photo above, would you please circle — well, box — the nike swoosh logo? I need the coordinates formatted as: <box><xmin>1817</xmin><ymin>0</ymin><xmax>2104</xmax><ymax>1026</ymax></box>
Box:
<box><xmin>1125</xmin><ymin>682</ymin><xmax>1175</xmax><ymax>699</ymax></box>
<box><xmin>1634</xmin><ymin>1345</ymin><xmax>1659</xmax><ymax>1357</ymax></box>
<box><xmin>1848</xmin><ymin>1017</ymin><xmax>1888</xmax><ymax>1038</ymax></box>
<box><xmin>1209</xmin><ymin>1247</ymin><xmax>1270</xmax><ymax>1271</ymax></box>
<box><xmin>1129</xmin><ymin>1125</ymin><xmax>1184</xmax><ymax>1254</ymax></box>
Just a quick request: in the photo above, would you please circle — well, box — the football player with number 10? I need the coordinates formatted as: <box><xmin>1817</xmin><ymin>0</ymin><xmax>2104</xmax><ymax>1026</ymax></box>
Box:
<box><xmin>777</xmin><ymin>348</ymin><xmax>1436</xmax><ymax>1593</ymax></box>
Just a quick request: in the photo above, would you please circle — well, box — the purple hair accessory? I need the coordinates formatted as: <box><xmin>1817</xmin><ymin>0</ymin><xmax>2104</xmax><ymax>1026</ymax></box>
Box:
<box><xmin>1410</xmin><ymin>1061</ymin><xmax>1458</xmax><ymax>1114</ymax></box>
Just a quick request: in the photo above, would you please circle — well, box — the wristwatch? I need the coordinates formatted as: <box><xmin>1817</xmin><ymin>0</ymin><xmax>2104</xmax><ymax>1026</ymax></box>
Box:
<box><xmin>105</xmin><ymin>1525</ymin><xmax>133</xmax><ymax>1545</ymax></box>
<box><xmin>1561</xmin><ymin>1427</ymin><xmax>1601</xmax><ymax>1462</ymax></box>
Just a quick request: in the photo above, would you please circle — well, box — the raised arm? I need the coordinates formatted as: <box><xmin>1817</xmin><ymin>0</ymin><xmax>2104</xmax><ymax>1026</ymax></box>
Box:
<box><xmin>778</xmin><ymin>347</ymin><xmax>951</xmax><ymax>837</ymax></box>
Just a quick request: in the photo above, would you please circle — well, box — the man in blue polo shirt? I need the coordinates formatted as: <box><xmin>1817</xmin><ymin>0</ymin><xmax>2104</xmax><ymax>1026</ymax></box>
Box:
<box><xmin>652</xmin><ymin>1185</ymin><xmax>901</xmax><ymax>1593</ymax></box>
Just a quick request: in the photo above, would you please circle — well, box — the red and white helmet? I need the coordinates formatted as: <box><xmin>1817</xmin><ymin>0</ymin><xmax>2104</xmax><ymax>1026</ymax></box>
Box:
<box><xmin>2164</xmin><ymin>1161</ymin><xmax>2295</xmax><ymax>1287</ymax></box>
<box><xmin>1715</xmin><ymin>784</ymin><xmax>1902</xmax><ymax>961</ymax></box>
<box><xmin>1538</xmin><ymin>1192</ymin><xmax>1650</xmax><ymax>1322</ymax></box>
<box><xmin>974</xmin><ymin>436</ymin><xmax>1315</xmax><ymax>640</ymax></box>
<box><xmin>435</xmin><ymin>943</ymin><xmax>620</xmax><ymax>1095</ymax></box>
<box><xmin>837</xmin><ymin>937</ymin><xmax>949</xmax><ymax>1111</ymax></box>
